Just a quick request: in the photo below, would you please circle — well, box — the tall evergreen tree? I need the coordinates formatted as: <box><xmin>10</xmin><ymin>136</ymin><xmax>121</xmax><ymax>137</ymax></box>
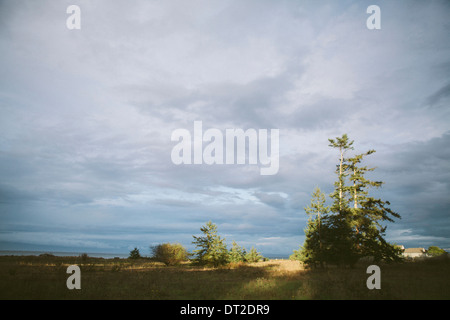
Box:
<box><xmin>347</xmin><ymin>150</ymin><xmax>402</xmax><ymax>262</ymax></box>
<box><xmin>325</xmin><ymin>134</ymin><xmax>359</xmax><ymax>265</ymax></box>
<box><xmin>320</xmin><ymin>211</ymin><xmax>358</xmax><ymax>265</ymax></box>
<box><xmin>328</xmin><ymin>134</ymin><xmax>354</xmax><ymax>213</ymax></box>
<box><xmin>348</xmin><ymin>151</ymin><xmax>379</xmax><ymax>202</ymax></box>
<box><xmin>300</xmin><ymin>134</ymin><xmax>403</xmax><ymax>266</ymax></box>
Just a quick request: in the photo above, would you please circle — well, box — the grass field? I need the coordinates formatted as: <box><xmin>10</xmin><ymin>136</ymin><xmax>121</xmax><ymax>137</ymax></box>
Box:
<box><xmin>1</xmin><ymin>254</ymin><xmax>449</xmax><ymax>299</ymax></box>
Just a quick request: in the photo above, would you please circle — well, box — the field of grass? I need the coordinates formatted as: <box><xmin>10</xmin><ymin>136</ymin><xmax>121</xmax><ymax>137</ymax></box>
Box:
<box><xmin>1</xmin><ymin>254</ymin><xmax>449</xmax><ymax>300</ymax></box>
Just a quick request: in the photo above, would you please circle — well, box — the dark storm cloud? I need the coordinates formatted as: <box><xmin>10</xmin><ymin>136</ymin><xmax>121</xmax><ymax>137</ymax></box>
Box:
<box><xmin>378</xmin><ymin>134</ymin><xmax>450</xmax><ymax>220</ymax></box>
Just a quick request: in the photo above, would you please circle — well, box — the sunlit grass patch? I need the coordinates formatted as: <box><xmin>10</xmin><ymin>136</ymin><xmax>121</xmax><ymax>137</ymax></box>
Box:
<box><xmin>1</xmin><ymin>255</ymin><xmax>449</xmax><ymax>299</ymax></box>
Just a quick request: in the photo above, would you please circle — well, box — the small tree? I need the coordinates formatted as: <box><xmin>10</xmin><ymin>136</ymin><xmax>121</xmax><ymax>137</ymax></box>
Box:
<box><xmin>229</xmin><ymin>240</ymin><xmax>247</xmax><ymax>263</ymax></box>
<box><xmin>129</xmin><ymin>247</ymin><xmax>141</xmax><ymax>259</ymax></box>
<box><xmin>294</xmin><ymin>187</ymin><xmax>329</xmax><ymax>266</ymax></box>
<box><xmin>192</xmin><ymin>221</ymin><xmax>228</xmax><ymax>267</ymax></box>
<box><xmin>245</xmin><ymin>246</ymin><xmax>264</xmax><ymax>263</ymax></box>
<box><xmin>151</xmin><ymin>243</ymin><xmax>188</xmax><ymax>266</ymax></box>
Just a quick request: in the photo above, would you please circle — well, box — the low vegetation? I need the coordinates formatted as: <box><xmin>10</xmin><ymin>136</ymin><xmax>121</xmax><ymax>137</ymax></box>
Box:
<box><xmin>0</xmin><ymin>254</ymin><xmax>449</xmax><ymax>299</ymax></box>
<box><xmin>147</xmin><ymin>221</ymin><xmax>266</xmax><ymax>267</ymax></box>
<box><xmin>150</xmin><ymin>243</ymin><xmax>189</xmax><ymax>266</ymax></box>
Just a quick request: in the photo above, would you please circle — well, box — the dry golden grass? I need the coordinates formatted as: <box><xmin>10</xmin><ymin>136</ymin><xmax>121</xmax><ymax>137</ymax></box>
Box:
<box><xmin>1</xmin><ymin>255</ymin><xmax>449</xmax><ymax>299</ymax></box>
<box><xmin>250</xmin><ymin>259</ymin><xmax>304</xmax><ymax>272</ymax></box>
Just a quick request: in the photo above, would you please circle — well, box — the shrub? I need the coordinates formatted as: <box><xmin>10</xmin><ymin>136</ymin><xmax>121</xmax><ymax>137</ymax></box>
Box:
<box><xmin>79</xmin><ymin>253</ymin><xmax>89</xmax><ymax>262</ymax></box>
<box><xmin>151</xmin><ymin>243</ymin><xmax>188</xmax><ymax>266</ymax></box>
<box><xmin>428</xmin><ymin>246</ymin><xmax>446</xmax><ymax>257</ymax></box>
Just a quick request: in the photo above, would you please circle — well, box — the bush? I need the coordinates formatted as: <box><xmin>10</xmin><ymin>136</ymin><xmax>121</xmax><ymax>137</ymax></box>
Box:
<box><xmin>428</xmin><ymin>246</ymin><xmax>446</xmax><ymax>257</ymax></box>
<box><xmin>79</xmin><ymin>253</ymin><xmax>89</xmax><ymax>262</ymax></box>
<box><xmin>151</xmin><ymin>243</ymin><xmax>188</xmax><ymax>266</ymax></box>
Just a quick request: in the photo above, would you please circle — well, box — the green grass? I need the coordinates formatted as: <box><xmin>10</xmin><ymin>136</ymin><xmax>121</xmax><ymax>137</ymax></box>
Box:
<box><xmin>1</xmin><ymin>255</ymin><xmax>449</xmax><ymax>299</ymax></box>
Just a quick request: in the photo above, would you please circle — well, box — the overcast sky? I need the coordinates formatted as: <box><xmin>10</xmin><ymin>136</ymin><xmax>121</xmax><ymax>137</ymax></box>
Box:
<box><xmin>1</xmin><ymin>0</ymin><xmax>449</xmax><ymax>256</ymax></box>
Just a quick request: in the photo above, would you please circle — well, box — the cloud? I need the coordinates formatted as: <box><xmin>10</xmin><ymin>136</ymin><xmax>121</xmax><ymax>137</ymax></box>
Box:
<box><xmin>254</xmin><ymin>191</ymin><xmax>288</xmax><ymax>209</ymax></box>
<box><xmin>0</xmin><ymin>0</ymin><xmax>449</xmax><ymax>255</ymax></box>
<box><xmin>425</xmin><ymin>83</ymin><xmax>450</xmax><ymax>108</ymax></box>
